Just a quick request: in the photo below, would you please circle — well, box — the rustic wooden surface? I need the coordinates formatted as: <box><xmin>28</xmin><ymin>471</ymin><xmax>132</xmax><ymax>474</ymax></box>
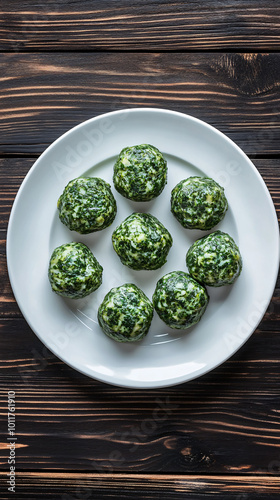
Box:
<box><xmin>0</xmin><ymin>1</ymin><xmax>280</xmax><ymax>498</ymax></box>
<box><xmin>1</xmin><ymin>473</ymin><xmax>280</xmax><ymax>499</ymax></box>
<box><xmin>0</xmin><ymin>53</ymin><xmax>279</xmax><ymax>155</ymax></box>
<box><xmin>1</xmin><ymin>0</ymin><xmax>280</xmax><ymax>51</ymax></box>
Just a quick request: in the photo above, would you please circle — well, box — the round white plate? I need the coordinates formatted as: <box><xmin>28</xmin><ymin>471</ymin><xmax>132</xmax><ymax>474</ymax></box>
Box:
<box><xmin>7</xmin><ymin>108</ymin><xmax>279</xmax><ymax>388</ymax></box>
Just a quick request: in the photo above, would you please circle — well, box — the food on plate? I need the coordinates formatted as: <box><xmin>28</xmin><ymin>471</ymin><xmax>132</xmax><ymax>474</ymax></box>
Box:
<box><xmin>98</xmin><ymin>283</ymin><xmax>153</xmax><ymax>342</ymax></box>
<box><xmin>48</xmin><ymin>242</ymin><xmax>103</xmax><ymax>298</ymax></box>
<box><xmin>112</xmin><ymin>212</ymin><xmax>173</xmax><ymax>270</ymax></box>
<box><xmin>153</xmin><ymin>271</ymin><xmax>209</xmax><ymax>329</ymax></box>
<box><xmin>171</xmin><ymin>176</ymin><xmax>228</xmax><ymax>230</ymax></box>
<box><xmin>113</xmin><ymin>144</ymin><xmax>167</xmax><ymax>201</ymax></box>
<box><xmin>57</xmin><ymin>177</ymin><xmax>117</xmax><ymax>234</ymax></box>
<box><xmin>186</xmin><ymin>230</ymin><xmax>242</xmax><ymax>287</ymax></box>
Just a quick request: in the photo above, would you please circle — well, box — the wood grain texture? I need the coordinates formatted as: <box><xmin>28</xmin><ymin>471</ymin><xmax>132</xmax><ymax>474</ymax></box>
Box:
<box><xmin>1</xmin><ymin>473</ymin><xmax>280</xmax><ymax>499</ymax></box>
<box><xmin>0</xmin><ymin>316</ymin><xmax>280</xmax><ymax>472</ymax></box>
<box><xmin>1</xmin><ymin>0</ymin><xmax>280</xmax><ymax>52</ymax></box>
<box><xmin>0</xmin><ymin>53</ymin><xmax>279</xmax><ymax>155</ymax></box>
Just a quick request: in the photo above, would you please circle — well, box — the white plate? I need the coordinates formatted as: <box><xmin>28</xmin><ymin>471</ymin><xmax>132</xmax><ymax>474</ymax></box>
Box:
<box><xmin>7</xmin><ymin>108</ymin><xmax>279</xmax><ymax>388</ymax></box>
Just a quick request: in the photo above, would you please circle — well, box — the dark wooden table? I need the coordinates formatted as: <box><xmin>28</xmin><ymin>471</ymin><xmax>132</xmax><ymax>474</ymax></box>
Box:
<box><xmin>1</xmin><ymin>2</ymin><xmax>280</xmax><ymax>498</ymax></box>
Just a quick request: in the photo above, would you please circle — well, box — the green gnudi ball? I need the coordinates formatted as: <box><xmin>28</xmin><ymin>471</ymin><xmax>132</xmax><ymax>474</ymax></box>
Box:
<box><xmin>48</xmin><ymin>242</ymin><xmax>103</xmax><ymax>298</ymax></box>
<box><xmin>98</xmin><ymin>283</ymin><xmax>154</xmax><ymax>342</ymax></box>
<box><xmin>171</xmin><ymin>176</ymin><xmax>228</xmax><ymax>230</ymax></box>
<box><xmin>57</xmin><ymin>176</ymin><xmax>117</xmax><ymax>234</ymax></box>
<box><xmin>113</xmin><ymin>144</ymin><xmax>167</xmax><ymax>201</ymax></box>
<box><xmin>153</xmin><ymin>271</ymin><xmax>209</xmax><ymax>329</ymax></box>
<box><xmin>112</xmin><ymin>212</ymin><xmax>173</xmax><ymax>270</ymax></box>
<box><xmin>186</xmin><ymin>231</ymin><xmax>242</xmax><ymax>287</ymax></box>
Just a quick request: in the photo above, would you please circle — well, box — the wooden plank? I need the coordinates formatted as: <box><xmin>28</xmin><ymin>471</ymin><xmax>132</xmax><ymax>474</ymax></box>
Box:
<box><xmin>0</xmin><ymin>317</ymin><xmax>280</xmax><ymax>472</ymax></box>
<box><xmin>0</xmin><ymin>240</ymin><xmax>21</xmax><ymax>317</ymax></box>
<box><xmin>0</xmin><ymin>53</ymin><xmax>279</xmax><ymax>155</ymax></box>
<box><xmin>1</xmin><ymin>473</ymin><xmax>280</xmax><ymax>499</ymax></box>
<box><xmin>1</xmin><ymin>0</ymin><xmax>280</xmax><ymax>51</ymax></box>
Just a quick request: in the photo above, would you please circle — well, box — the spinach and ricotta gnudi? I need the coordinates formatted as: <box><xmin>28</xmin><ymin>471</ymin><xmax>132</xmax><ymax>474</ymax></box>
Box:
<box><xmin>153</xmin><ymin>271</ymin><xmax>209</xmax><ymax>329</ymax></box>
<box><xmin>112</xmin><ymin>213</ymin><xmax>173</xmax><ymax>270</ymax></box>
<box><xmin>171</xmin><ymin>176</ymin><xmax>228</xmax><ymax>230</ymax></box>
<box><xmin>57</xmin><ymin>177</ymin><xmax>117</xmax><ymax>234</ymax></box>
<box><xmin>98</xmin><ymin>283</ymin><xmax>153</xmax><ymax>342</ymax></box>
<box><xmin>186</xmin><ymin>231</ymin><xmax>242</xmax><ymax>287</ymax></box>
<box><xmin>113</xmin><ymin>144</ymin><xmax>167</xmax><ymax>201</ymax></box>
<box><xmin>48</xmin><ymin>242</ymin><xmax>103</xmax><ymax>298</ymax></box>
